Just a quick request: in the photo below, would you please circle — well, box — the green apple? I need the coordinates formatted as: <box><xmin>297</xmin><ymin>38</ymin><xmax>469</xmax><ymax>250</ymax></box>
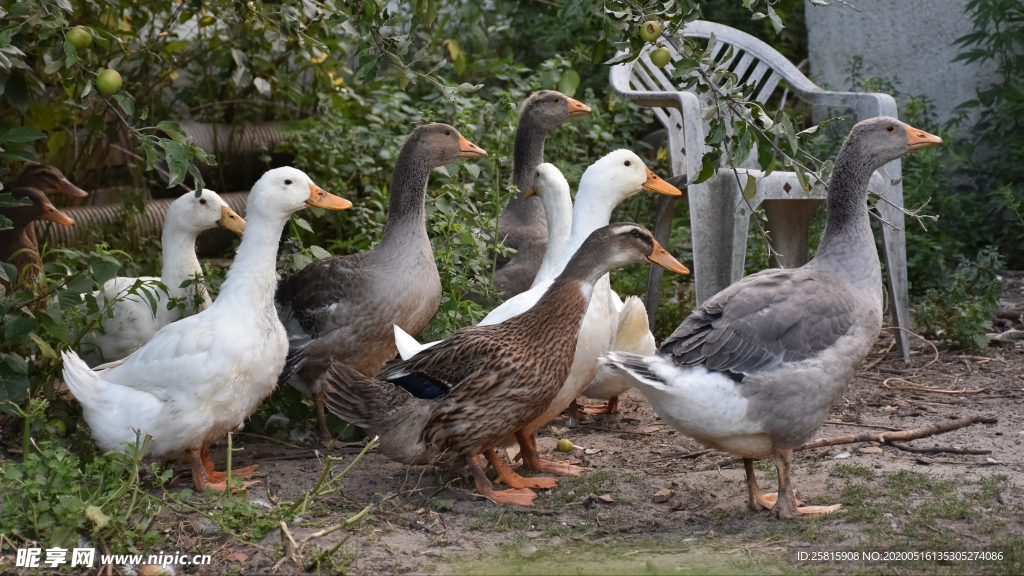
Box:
<box><xmin>650</xmin><ymin>47</ymin><xmax>672</xmax><ymax>68</ymax></box>
<box><xmin>640</xmin><ymin>21</ymin><xmax>662</xmax><ymax>42</ymax></box>
<box><xmin>556</xmin><ymin>438</ymin><xmax>574</xmax><ymax>452</ymax></box>
<box><xmin>96</xmin><ymin>68</ymin><xmax>122</xmax><ymax>95</ymax></box>
<box><xmin>47</xmin><ymin>418</ymin><xmax>68</xmax><ymax>436</ymax></box>
<box><xmin>67</xmin><ymin>26</ymin><xmax>93</xmax><ymax>50</ymax></box>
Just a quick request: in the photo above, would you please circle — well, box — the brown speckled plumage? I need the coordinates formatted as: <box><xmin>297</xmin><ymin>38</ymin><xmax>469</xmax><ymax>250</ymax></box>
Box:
<box><xmin>322</xmin><ymin>223</ymin><xmax>676</xmax><ymax>467</ymax></box>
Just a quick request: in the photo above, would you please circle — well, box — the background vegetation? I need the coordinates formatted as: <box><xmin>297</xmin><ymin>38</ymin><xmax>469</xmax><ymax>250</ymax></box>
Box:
<box><xmin>1</xmin><ymin>0</ymin><xmax>1022</xmax><ymax>557</ymax></box>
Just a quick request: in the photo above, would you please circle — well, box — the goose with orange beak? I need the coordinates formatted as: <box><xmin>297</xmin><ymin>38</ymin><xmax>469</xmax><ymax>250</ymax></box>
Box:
<box><xmin>603</xmin><ymin>117</ymin><xmax>943</xmax><ymax>519</ymax></box>
<box><xmin>275</xmin><ymin>124</ymin><xmax>490</xmax><ymax>447</ymax></box>
<box><xmin>63</xmin><ymin>167</ymin><xmax>353</xmax><ymax>491</ymax></box>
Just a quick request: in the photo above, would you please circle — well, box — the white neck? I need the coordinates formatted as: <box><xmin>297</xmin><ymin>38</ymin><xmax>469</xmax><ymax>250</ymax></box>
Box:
<box><xmin>531</xmin><ymin>185</ymin><xmax>574</xmax><ymax>287</ymax></box>
<box><xmin>212</xmin><ymin>201</ymin><xmax>287</xmax><ymax>311</ymax></box>
<box><xmin>160</xmin><ymin>224</ymin><xmax>210</xmax><ymax>312</ymax></box>
<box><xmin>553</xmin><ymin>183</ymin><xmax>623</xmax><ymax>274</ymax></box>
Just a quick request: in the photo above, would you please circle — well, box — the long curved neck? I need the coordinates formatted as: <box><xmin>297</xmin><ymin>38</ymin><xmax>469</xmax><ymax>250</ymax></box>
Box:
<box><xmin>532</xmin><ymin>185</ymin><xmax>574</xmax><ymax>286</ymax></box>
<box><xmin>810</xmin><ymin>144</ymin><xmax>882</xmax><ymax>301</ymax></box>
<box><xmin>380</xmin><ymin>143</ymin><xmax>433</xmax><ymax>246</ymax></box>
<box><xmin>214</xmin><ymin>202</ymin><xmax>286</xmax><ymax>309</ymax></box>
<box><xmin>160</xmin><ymin>224</ymin><xmax>210</xmax><ymax>311</ymax></box>
<box><xmin>511</xmin><ymin>115</ymin><xmax>547</xmax><ymax>196</ymax></box>
<box><xmin>554</xmin><ymin>182</ymin><xmax>619</xmax><ymax>272</ymax></box>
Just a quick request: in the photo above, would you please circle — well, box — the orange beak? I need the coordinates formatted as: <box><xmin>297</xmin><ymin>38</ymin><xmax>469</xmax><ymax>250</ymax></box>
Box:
<box><xmin>642</xmin><ymin>166</ymin><xmax>683</xmax><ymax>196</ymax></box>
<box><xmin>57</xmin><ymin>177</ymin><xmax>89</xmax><ymax>197</ymax></box>
<box><xmin>40</xmin><ymin>202</ymin><xmax>74</xmax><ymax>226</ymax></box>
<box><xmin>523</xmin><ymin>186</ymin><xmax>537</xmax><ymax>198</ymax></box>
<box><xmin>216</xmin><ymin>204</ymin><xmax>246</xmax><ymax>235</ymax></box>
<box><xmin>646</xmin><ymin>239</ymin><xmax>689</xmax><ymax>274</ymax></box>
<box><xmin>906</xmin><ymin>124</ymin><xmax>943</xmax><ymax>150</ymax></box>
<box><xmin>306</xmin><ymin>183</ymin><xmax>352</xmax><ymax>210</ymax></box>
<box><xmin>567</xmin><ymin>98</ymin><xmax>592</xmax><ymax>118</ymax></box>
<box><xmin>458</xmin><ymin>134</ymin><xmax>488</xmax><ymax>159</ymax></box>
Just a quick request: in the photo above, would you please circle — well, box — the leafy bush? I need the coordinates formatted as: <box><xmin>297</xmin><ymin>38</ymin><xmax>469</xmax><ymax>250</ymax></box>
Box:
<box><xmin>915</xmin><ymin>248</ymin><xmax>1004</xmax><ymax>352</ymax></box>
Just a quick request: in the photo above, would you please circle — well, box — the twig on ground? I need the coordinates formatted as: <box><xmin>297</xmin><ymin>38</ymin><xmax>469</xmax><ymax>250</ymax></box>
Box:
<box><xmin>955</xmin><ymin>355</ymin><xmax>1005</xmax><ymax>363</ymax></box>
<box><xmin>578</xmin><ymin>426</ymin><xmax>655</xmax><ymax>436</ymax></box>
<box><xmin>883</xmin><ymin>377</ymin><xmax>990</xmax><ymax>395</ymax></box>
<box><xmin>880</xmin><ymin>327</ymin><xmax>939</xmax><ymax>368</ymax></box>
<box><xmin>648</xmin><ymin>449</ymin><xmax>711</xmax><ymax>464</ymax></box>
<box><xmin>234</xmin><ymin>432</ymin><xmax>306</xmax><ymax>450</ymax></box>
<box><xmin>890</xmin><ymin>443</ymin><xmax>992</xmax><ymax>455</ymax></box>
<box><xmin>799</xmin><ymin>413</ymin><xmax>997</xmax><ymax>450</ymax></box>
<box><xmin>861</xmin><ymin>338</ymin><xmax>898</xmax><ymax>371</ymax></box>
<box><xmin>822</xmin><ymin>421</ymin><xmax>903</xmax><ymax>431</ymax></box>
<box><xmin>274</xmin><ymin>521</ymin><xmax>303</xmax><ymax>571</ymax></box>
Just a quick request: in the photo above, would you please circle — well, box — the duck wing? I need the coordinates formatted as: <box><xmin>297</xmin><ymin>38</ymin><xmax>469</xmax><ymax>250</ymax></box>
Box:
<box><xmin>275</xmin><ymin>252</ymin><xmax>369</xmax><ymax>381</ymax></box>
<box><xmin>660</xmin><ymin>268</ymin><xmax>859</xmax><ymax>381</ymax></box>
<box><xmin>377</xmin><ymin>325</ymin><xmax>500</xmax><ymax>400</ymax></box>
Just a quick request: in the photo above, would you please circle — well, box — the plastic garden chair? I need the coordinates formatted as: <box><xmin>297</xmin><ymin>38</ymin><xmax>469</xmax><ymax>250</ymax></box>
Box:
<box><xmin>609</xmin><ymin>20</ymin><xmax>912</xmax><ymax>358</ymax></box>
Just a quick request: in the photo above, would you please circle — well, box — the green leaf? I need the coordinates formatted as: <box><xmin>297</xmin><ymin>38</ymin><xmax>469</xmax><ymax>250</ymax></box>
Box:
<box><xmin>309</xmin><ymin>245</ymin><xmax>331</xmax><ymax>259</ymax></box>
<box><xmin>63</xmin><ymin>40</ymin><xmax>77</xmax><ymax>68</ymax></box>
<box><xmin>3</xmin><ymin>317</ymin><xmax>36</xmax><ymax>343</ymax></box>
<box><xmin>690</xmin><ymin>155</ymin><xmax>717</xmax><ymax>185</ymax></box>
<box><xmin>743</xmin><ymin>173</ymin><xmax>757</xmax><ymax>200</ymax></box>
<box><xmin>557</xmin><ymin>68</ymin><xmax>580</xmax><ymax>98</ymax></box>
<box><xmin>39</xmin><ymin>308</ymin><xmax>69</xmax><ymax>342</ymax></box>
<box><xmin>294</xmin><ymin>217</ymin><xmax>314</xmax><ymax>233</ymax></box>
<box><xmin>0</xmin><ymin>193</ymin><xmax>32</xmax><ymax>207</ymax></box>
<box><xmin>0</xmin><ymin>24</ymin><xmax>22</xmax><ymax>49</ymax></box>
<box><xmin>557</xmin><ymin>0</ymin><xmax>593</xmax><ymax>21</ymax></box>
<box><xmin>140</xmin><ymin>137</ymin><xmax>157</xmax><ymax>171</ymax></box>
<box><xmin>0</xmin><ymin>262</ymin><xmax>16</xmax><ymax>282</ymax></box>
<box><xmin>0</xmin><ymin>150</ymin><xmax>37</xmax><ymax>162</ymax></box>
<box><xmin>160</xmin><ymin>139</ymin><xmax>188</xmax><ymax>188</ymax></box>
<box><xmin>156</xmin><ymin>121</ymin><xmax>187</xmax><ymax>144</ymax></box>
<box><xmin>29</xmin><ymin>334</ymin><xmax>57</xmax><ymax>360</ymax></box>
<box><xmin>766</xmin><ymin>6</ymin><xmax>784</xmax><ymax>34</ymax></box>
<box><xmin>85</xmin><ymin>505</ymin><xmax>110</xmax><ymax>529</ymax></box>
<box><xmin>91</xmin><ymin>258</ymin><xmax>120</xmax><ymax>285</ymax></box>
<box><xmin>113</xmin><ymin>94</ymin><xmax>134</xmax><ymax>117</ymax></box>
<box><xmin>0</xmin><ymin>126</ymin><xmax>46</xmax><ymax>143</ymax></box>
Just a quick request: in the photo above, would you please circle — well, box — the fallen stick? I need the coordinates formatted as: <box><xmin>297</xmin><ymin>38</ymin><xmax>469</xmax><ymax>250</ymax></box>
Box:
<box><xmin>890</xmin><ymin>443</ymin><xmax>992</xmax><ymax>455</ymax></box>
<box><xmin>689</xmin><ymin>414</ymin><xmax>996</xmax><ymax>472</ymax></box>
<box><xmin>883</xmin><ymin>377</ymin><xmax>990</xmax><ymax>395</ymax></box>
<box><xmin>648</xmin><ymin>449</ymin><xmax>711</xmax><ymax>465</ymax></box>
<box><xmin>822</xmin><ymin>420</ymin><xmax>903</xmax><ymax>431</ymax></box>
<box><xmin>578</xmin><ymin>426</ymin><xmax>655</xmax><ymax>436</ymax></box>
<box><xmin>880</xmin><ymin>326</ymin><xmax>939</xmax><ymax>368</ymax></box>
<box><xmin>799</xmin><ymin>414</ymin><xmax>997</xmax><ymax>451</ymax></box>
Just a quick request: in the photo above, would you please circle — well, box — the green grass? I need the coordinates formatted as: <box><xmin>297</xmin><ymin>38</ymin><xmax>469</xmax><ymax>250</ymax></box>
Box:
<box><xmin>830</xmin><ymin>464</ymin><xmax>874</xmax><ymax>479</ymax></box>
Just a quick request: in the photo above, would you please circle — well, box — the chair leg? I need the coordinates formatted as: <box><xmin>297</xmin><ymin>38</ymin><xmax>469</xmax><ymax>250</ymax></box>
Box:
<box><xmin>690</xmin><ymin>174</ymin><xmax>749</xmax><ymax>306</ymax></box>
<box><xmin>872</xmin><ymin>167</ymin><xmax>912</xmax><ymax>359</ymax></box>
<box><xmin>645</xmin><ymin>194</ymin><xmax>678</xmax><ymax>328</ymax></box>
<box><xmin>761</xmin><ymin>199</ymin><xmax>823</xmax><ymax>269</ymax></box>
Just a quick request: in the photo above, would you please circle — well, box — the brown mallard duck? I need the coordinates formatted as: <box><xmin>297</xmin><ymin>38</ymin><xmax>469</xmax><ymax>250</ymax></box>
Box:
<box><xmin>323</xmin><ymin>223</ymin><xmax>688</xmax><ymax>505</ymax></box>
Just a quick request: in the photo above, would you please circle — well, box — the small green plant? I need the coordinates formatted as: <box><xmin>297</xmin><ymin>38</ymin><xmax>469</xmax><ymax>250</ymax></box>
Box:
<box><xmin>916</xmin><ymin>248</ymin><xmax>1004</xmax><ymax>351</ymax></box>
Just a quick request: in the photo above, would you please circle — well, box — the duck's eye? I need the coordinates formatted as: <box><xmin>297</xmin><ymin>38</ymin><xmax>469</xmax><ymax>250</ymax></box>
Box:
<box><xmin>285</xmin><ymin>179</ymin><xmax>293</xmax><ymax>185</ymax></box>
<box><xmin>886</xmin><ymin>125</ymin><xmax>896</xmax><ymax>133</ymax></box>
<box><xmin>630</xmin><ymin>229</ymin><xmax>641</xmax><ymax>238</ymax></box>
<box><xmin>199</xmin><ymin>198</ymin><xmax>207</xmax><ymax>205</ymax></box>
<box><xmin>624</xmin><ymin>161</ymin><xmax>631</xmax><ymax>167</ymax></box>
<box><xmin>445</xmin><ymin>130</ymin><xmax>451</xmax><ymax>136</ymax></box>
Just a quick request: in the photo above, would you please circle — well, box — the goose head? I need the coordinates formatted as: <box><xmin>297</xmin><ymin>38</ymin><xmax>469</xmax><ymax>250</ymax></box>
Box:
<box><xmin>4</xmin><ymin>187</ymin><xmax>74</xmax><ymax>227</ymax></box>
<box><xmin>523</xmin><ymin>163</ymin><xmax>570</xmax><ymax>201</ymax></box>
<box><xmin>247</xmin><ymin>167</ymin><xmax>351</xmax><ymax>219</ymax></box>
<box><xmin>577</xmin><ymin>149</ymin><xmax>681</xmax><ymax>207</ymax></box>
<box><xmin>569</xmin><ymin>222</ymin><xmax>689</xmax><ymax>279</ymax></box>
<box><xmin>17</xmin><ymin>164</ymin><xmax>88</xmax><ymax>197</ymax></box>
<box><xmin>522</xmin><ymin>90</ymin><xmax>592</xmax><ymax>127</ymax></box>
<box><xmin>165</xmin><ymin>189</ymin><xmax>246</xmax><ymax>237</ymax></box>
<box><xmin>405</xmin><ymin>123</ymin><xmax>487</xmax><ymax>167</ymax></box>
<box><xmin>844</xmin><ymin>116</ymin><xmax>942</xmax><ymax>171</ymax></box>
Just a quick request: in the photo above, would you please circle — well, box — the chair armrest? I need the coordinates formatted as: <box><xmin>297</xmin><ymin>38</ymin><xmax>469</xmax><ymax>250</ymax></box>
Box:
<box><xmin>789</xmin><ymin>85</ymin><xmax>899</xmax><ymax>122</ymax></box>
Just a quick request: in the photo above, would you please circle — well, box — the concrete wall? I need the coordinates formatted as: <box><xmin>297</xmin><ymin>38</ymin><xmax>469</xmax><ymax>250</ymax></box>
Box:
<box><xmin>805</xmin><ymin>0</ymin><xmax>1001</xmax><ymax>125</ymax></box>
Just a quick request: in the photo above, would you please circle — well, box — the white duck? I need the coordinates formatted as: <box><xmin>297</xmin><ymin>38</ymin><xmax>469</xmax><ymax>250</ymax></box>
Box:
<box><xmin>78</xmin><ymin>189</ymin><xmax>246</xmax><ymax>366</ymax></box>
<box><xmin>602</xmin><ymin>118</ymin><xmax>943</xmax><ymax>518</ymax></box>
<box><xmin>395</xmin><ymin>149</ymin><xmax>683</xmax><ymax>474</ymax></box>
<box><xmin>62</xmin><ymin>167</ymin><xmax>351</xmax><ymax>490</ymax></box>
<box><xmin>578</xmin><ymin>295</ymin><xmax>656</xmax><ymax>414</ymax></box>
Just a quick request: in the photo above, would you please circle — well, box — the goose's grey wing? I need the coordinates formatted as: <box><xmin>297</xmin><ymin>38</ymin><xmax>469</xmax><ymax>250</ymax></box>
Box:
<box><xmin>275</xmin><ymin>252</ymin><xmax>370</xmax><ymax>383</ymax></box>
<box><xmin>660</xmin><ymin>268</ymin><xmax>859</xmax><ymax>381</ymax></box>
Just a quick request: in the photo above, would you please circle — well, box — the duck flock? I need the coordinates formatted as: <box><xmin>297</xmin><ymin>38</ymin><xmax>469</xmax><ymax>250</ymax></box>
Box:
<box><xmin>2</xmin><ymin>90</ymin><xmax>943</xmax><ymax>520</ymax></box>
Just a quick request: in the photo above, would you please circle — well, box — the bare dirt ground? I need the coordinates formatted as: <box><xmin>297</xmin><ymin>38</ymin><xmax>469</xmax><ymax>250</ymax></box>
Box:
<box><xmin>99</xmin><ymin>274</ymin><xmax>1024</xmax><ymax>575</ymax></box>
